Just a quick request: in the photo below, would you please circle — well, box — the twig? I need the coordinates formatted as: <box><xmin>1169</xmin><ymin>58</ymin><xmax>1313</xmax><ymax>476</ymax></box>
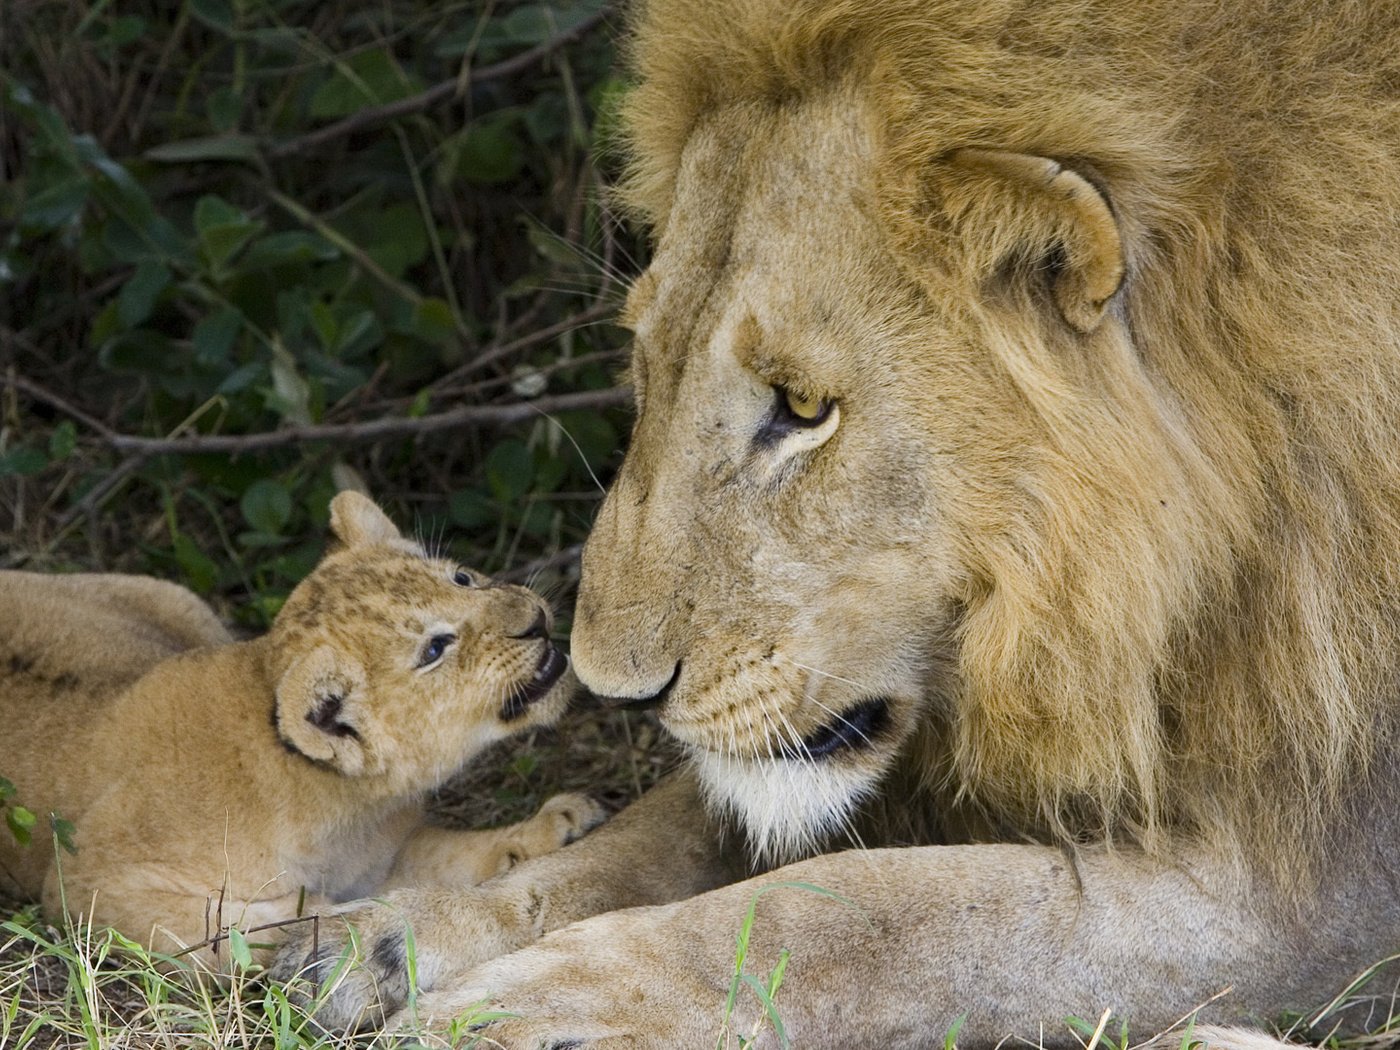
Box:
<box><xmin>434</xmin><ymin>300</ymin><xmax>618</xmax><ymax>385</ymax></box>
<box><xmin>267</xmin><ymin>10</ymin><xmax>609</xmax><ymax>158</ymax></box>
<box><xmin>172</xmin><ymin>912</ymin><xmax>322</xmax><ymax>960</ymax></box>
<box><xmin>7</xmin><ymin>373</ymin><xmax>118</xmax><ymax>440</ymax></box>
<box><xmin>12</xmin><ymin>382</ymin><xmax>629</xmax><ymax>455</ymax></box>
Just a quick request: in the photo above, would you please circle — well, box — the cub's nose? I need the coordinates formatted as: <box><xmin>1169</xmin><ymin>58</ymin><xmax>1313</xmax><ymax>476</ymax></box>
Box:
<box><xmin>510</xmin><ymin>608</ymin><xmax>549</xmax><ymax>641</ymax></box>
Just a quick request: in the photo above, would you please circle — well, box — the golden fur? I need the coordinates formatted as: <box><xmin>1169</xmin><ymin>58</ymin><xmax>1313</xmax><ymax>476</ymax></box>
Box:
<box><xmin>0</xmin><ymin>493</ymin><xmax>602</xmax><ymax>969</ymax></box>
<box><xmin>609</xmin><ymin>0</ymin><xmax>1400</xmax><ymax>872</ymax></box>
<box><xmin>272</xmin><ymin>3</ymin><xmax>1400</xmax><ymax>1043</ymax></box>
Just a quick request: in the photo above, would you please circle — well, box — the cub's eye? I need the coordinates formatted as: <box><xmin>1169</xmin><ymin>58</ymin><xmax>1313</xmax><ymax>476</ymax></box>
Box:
<box><xmin>418</xmin><ymin>633</ymin><xmax>456</xmax><ymax>668</ymax></box>
<box><xmin>453</xmin><ymin>569</ymin><xmax>475</xmax><ymax>587</ymax></box>
<box><xmin>775</xmin><ymin>386</ymin><xmax>834</xmax><ymax>428</ymax></box>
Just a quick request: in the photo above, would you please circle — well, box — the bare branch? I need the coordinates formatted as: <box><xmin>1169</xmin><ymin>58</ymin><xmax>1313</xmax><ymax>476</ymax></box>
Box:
<box><xmin>268</xmin><ymin>10</ymin><xmax>610</xmax><ymax>159</ymax></box>
<box><xmin>435</xmin><ymin>300</ymin><xmax>619</xmax><ymax>386</ymax></box>
<box><xmin>10</xmin><ymin>380</ymin><xmax>630</xmax><ymax>456</ymax></box>
<box><xmin>7</xmin><ymin>372</ymin><xmax>118</xmax><ymax>440</ymax></box>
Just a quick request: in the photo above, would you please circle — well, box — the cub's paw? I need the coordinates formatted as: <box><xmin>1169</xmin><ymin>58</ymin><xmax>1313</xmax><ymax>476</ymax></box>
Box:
<box><xmin>268</xmin><ymin>901</ymin><xmax>411</xmax><ymax>1032</ymax></box>
<box><xmin>488</xmin><ymin>793</ymin><xmax>608</xmax><ymax>876</ymax></box>
<box><xmin>270</xmin><ymin>888</ymin><xmax>516</xmax><ymax>1033</ymax></box>
<box><xmin>536</xmin><ymin>792</ymin><xmax>609</xmax><ymax>845</ymax></box>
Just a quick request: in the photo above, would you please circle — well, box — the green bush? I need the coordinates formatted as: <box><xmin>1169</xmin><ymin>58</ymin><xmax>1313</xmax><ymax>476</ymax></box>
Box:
<box><xmin>0</xmin><ymin>0</ymin><xmax>635</xmax><ymax>627</ymax></box>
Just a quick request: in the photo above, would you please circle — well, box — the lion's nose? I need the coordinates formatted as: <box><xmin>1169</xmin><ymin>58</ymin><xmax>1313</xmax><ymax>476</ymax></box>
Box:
<box><xmin>592</xmin><ymin>661</ymin><xmax>681</xmax><ymax>711</ymax></box>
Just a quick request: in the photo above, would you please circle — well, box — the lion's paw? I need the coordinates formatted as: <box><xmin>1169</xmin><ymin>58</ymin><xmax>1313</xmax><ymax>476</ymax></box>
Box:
<box><xmin>389</xmin><ymin>903</ymin><xmax>731</xmax><ymax>1049</ymax></box>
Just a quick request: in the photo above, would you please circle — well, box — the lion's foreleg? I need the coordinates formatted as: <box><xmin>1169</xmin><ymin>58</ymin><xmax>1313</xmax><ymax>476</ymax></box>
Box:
<box><xmin>411</xmin><ymin>842</ymin><xmax>1383</xmax><ymax>1048</ymax></box>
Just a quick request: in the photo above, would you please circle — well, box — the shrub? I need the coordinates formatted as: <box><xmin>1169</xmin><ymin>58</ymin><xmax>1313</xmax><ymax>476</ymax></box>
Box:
<box><xmin>1</xmin><ymin>0</ymin><xmax>634</xmax><ymax>627</ymax></box>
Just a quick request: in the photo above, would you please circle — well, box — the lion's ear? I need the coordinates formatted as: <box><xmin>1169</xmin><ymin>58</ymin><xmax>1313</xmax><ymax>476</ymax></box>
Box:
<box><xmin>274</xmin><ymin>644</ymin><xmax>371</xmax><ymax>775</ymax></box>
<box><xmin>329</xmin><ymin>491</ymin><xmax>403</xmax><ymax>549</ymax></box>
<box><xmin>942</xmin><ymin>149</ymin><xmax>1125</xmax><ymax>333</ymax></box>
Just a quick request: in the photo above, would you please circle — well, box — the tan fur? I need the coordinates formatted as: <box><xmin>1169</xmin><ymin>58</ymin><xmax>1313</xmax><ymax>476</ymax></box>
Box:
<box><xmin>272</xmin><ymin>3</ymin><xmax>1400</xmax><ymax>1044</ymax></box>
<box><xmin>603</xmin><ymin>0</ymin><xmax>1400</xmax><ymax>874</ymax></box>
<box><xmin>0</xmin><ymin>492</ymin><xmax>603</xmax><ymax>969</ymax></box>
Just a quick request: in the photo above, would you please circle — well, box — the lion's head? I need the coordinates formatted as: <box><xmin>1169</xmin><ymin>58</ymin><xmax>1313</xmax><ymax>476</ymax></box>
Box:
<box><xmin>572</xmin><ymin>0</ymin><xmax>1400</xmax><ymax>870</ymax></box>
<box><xmin>270</xmin><ymin>492</ymin><xmax>572</xmax><ymax>795</ymax></box>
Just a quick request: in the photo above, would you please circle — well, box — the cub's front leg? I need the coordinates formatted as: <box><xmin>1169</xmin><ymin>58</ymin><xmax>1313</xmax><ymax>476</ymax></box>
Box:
<box><xmin>271</xmin><ymin>771</ymin><xmax>739</xmax><ymax>1031</ymax></box>
<box><xmin>385</xmin><ymin>792</ymin><xmax>608</xmax><ymax>889</ymax></box>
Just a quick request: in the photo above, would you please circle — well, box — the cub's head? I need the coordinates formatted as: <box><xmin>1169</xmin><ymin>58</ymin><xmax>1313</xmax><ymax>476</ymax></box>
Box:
<box><xmin>270</xmin><ymin>492</ymin><xmax>572</xmax><ymax>794</ymax></box>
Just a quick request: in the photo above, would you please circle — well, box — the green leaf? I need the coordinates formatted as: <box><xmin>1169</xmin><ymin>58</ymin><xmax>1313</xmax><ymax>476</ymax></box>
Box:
<box><xmin>241</xmin><ymin>479</ymin><xmax>293</xmax><ymax>536</ymax></box>
<box><xmin>101</xmin><ymin>15</ymin><xmax>148</xmax><ymax>48</ymax></box>
<box><xmin>47</xmin><ymin>421</ymin><xmax>77</xmax><ymax>460</ymax></box>
<box><xmin>309</xmin><ymin>49</ymin><xmax>422</xmax><ymax>119</ymax></box>
<box><xmin>268</xmin><ymin>344</ymin><xmax>313</xmax><ymax>425</ymax></box>
<box><xmin>145</xmin><ymin>134</ymin><xmax>260</xmax><ymax>164</ymax></box>
<box><xmin>485</xmin><ymin>440</ymin><xmax>534</xmax><ymax>502</ymax></box>
<box><xmin>451</xmin><ymin>120</ymin><xmax>525</xmax><ymax>186</ymax></box>
<box><xmin>89</xmin><ymin>300</ymin><xmax>122</xmax><ymax>346</ymax></box>
<box><xmin>191</xmin><ymin>307</ymin><xmax>242</xmax><ymax>363</ymax></box>
<box><xmin>187</xmin><ymin>0</ymin><xmax>234</xmax><ymax>33</ymax></box>
<box><xmin>363</xmin><ymin>203</ymin><xmax>428</xmax><ymax>277</ymax></box>
<box><xmin>0</xmin><ymin>447</ymin><xmax>48</xmax><ymax>477</ymax></box>
<box><xmin>227</xmin><ymin>926</ymin><xmax>253</xmax><ymax>970</ymax></box>
<box><xmin>117</xmin><ymin>260</ymin><xmax>171</xmax><ymax>327</ymax></box>
<box><xmin>205</xmin><ymin>87</ymin><xmax>243</xmax><ymax>133</ymax></box>
<box><xmin>0</xmin><ymin>778</ymin><xmax>13</xmax><ymax>801</ymax></box>
<box><xmin>519</xmin><ymin>500</ymin><xmax>554</xmax><ymax>537</ymax></box>
<box><xmin>194</xmin><ymin>194</ymin><xmax>245</xmax><ymax>236</ymax></box>
<box><xmin>739</xmin><ymin>973</ymin><xmax>789</xmax><ymax>1049</ymax></box>
<box><xmin>6</xmin><ymin>806</ymin><xmax>36</xmax><ymax>848</ymax></box>
<box><xmin>332</xmin><ymin>309</ymin><xmax>380</xmax><ymax>358</ymax></box>
<box><xmin>195</xmin><ymin>198</ymin><xmax>263</xmax><ymax>273</ymax></box>
<box><xmin>239</xmin><ymin>232</ymin><xmax>338</xmax><ymax>270</ymax></box>
<box><xmin>944</xmin><ymin>1013</ymin><xmax>968</xmax><ymax>1050</ymax></box>
<box><xmin>449</xmin><ymin>488</ymin><xmax>497</xmax><ymax>528</ymax></box>
<box><xmin>550</xmin><ymin>411</ymin><xmax>618</xmax><ymax>473</ymax></box>
<box><xmin>173</xmin><ymin>533</ymin><xmax>219</xmax><ymax>593</ymax></box>
<box><xmin>406</xmin><ymin>297</ymin><xmax>457</xmax><ymax>348</ymax></box>
<box><xmin>20</xmin><ymin>176</ymin><xmax>89</xmax><ymax>230</ymax></box>
<box><xmin>49</xmin><ymin>813</ymin><xmax>78</xmax><ymax>856</ymax></box>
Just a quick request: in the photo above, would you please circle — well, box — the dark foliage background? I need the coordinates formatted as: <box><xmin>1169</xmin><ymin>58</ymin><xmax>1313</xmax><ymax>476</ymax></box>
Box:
<box><xmin>1</xmin><ymin>0</ymin><xmax>637</xmax><ymax>633</ymax></box>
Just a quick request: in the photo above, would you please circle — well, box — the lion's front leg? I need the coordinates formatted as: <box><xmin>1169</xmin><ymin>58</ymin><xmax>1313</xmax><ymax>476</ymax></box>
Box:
<box><xmin>399</xmin><ymin>843</ymin><xmax>1358</xmax><ymax>1049</ymax></box>
<box><xmin>272</xmin><ymin>771</ymin><xmax>739</xmax><ymax>1030</ymax></box>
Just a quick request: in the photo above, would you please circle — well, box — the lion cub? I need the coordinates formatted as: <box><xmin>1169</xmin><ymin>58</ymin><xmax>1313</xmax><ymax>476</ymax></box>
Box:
<box><xmin>0</xmin><ymin>491</ymin><xmax>603</xmax><ymax>969</ymax></box>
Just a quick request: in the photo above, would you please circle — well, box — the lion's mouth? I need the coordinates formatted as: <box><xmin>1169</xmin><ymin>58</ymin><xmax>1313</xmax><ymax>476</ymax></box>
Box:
<box><xmin>784</xmin><ymin>696</ymin><xmax>891</xmax><ymax>759</ymax></box>
<box><xmin>501</xmin><ymin>645</ymin><xmax>568</xmax><ymax>721</ymax></box>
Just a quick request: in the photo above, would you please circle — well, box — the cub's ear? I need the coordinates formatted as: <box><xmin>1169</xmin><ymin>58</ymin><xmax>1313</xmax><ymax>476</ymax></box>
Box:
<box><xmin>274</xmin><ymin>644</ymin><xmax>371</xmax><ymax>775</ymax></box>
<box><xmin>329</xmin><ymin>491</ymin><xmax>403</xmax><ymax>549</ymax></box>
<box><xmin>941</xmin><ymin>149</ymin><xmax>1125</xmax><ymax>333</ymax></box>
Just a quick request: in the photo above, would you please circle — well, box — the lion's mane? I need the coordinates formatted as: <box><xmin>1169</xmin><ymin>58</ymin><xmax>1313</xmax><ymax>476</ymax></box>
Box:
<box><xmin>618</xmin><ymin>0</ymin><xmax>1400</xmax><ymax>874</ymax></box>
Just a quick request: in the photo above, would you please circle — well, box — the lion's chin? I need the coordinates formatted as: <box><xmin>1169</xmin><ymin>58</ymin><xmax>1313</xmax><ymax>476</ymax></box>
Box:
<box><xmin>690</xmin><ymin>748</ymin><xmax>883</xmax><ymax>869</ymax></box>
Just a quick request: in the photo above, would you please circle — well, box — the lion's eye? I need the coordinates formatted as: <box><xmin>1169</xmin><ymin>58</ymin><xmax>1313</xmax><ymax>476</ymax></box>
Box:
<box><xmin>453</xmin><ymin>569</ymin><xmax>475</xmax><ymax>587</ymax></box>
<box><xmin>418</xmin><ymin>633</ymin><xmax>456</xmax><ymax>668</ymax></box>
<box><xmin>776</xmin><ymin>386</ymin><xmax>834</xmax><ymax>428</ymax></box>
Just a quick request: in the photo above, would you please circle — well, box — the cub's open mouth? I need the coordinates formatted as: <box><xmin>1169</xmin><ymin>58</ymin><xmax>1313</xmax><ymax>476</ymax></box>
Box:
<box><xmin>784</xmin><ymin>696</ymin><xmax>891</xmax><ymax>759</ymax></box>
<box><xmin>501</xmin><ymin>645</ymin><xmax>568</xmax><ymax>720</ymax></box>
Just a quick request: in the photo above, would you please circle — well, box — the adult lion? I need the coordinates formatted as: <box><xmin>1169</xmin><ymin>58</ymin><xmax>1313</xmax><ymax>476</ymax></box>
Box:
<box><xmin>276</xmin><ymin>0</ymin><xmax>1400</xmax><ymax>1044</ymax></box>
